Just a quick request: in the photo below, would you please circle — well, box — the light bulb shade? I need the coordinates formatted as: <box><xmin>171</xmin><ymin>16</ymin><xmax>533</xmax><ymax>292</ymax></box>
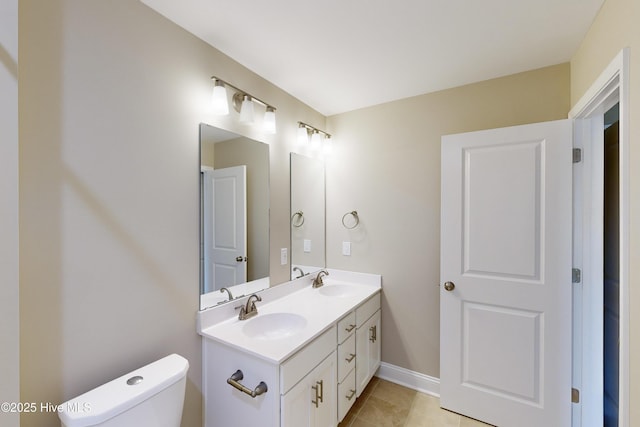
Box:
<box><xmin>310</xmin><ymin>131</ymin><xmax>322</xmax><ymax>150</ymax></box>
<box><xmin>297</xmin><ymin>125</ymin><xmax>309</xmax><ymax>145</ymax></box>
<box><xmin>239</xmin><ymin>95</ymin><xmax>254</xmax><ymax>123</ymax></box>
<box><xmin>263</xmin><ymin>107</ymin><xmax>276</xmax><ymax>134</ymax></box>
<box><xmin>323</xmin><ymin>136</ymin><xmax>333</xmax><ymax>155</ymax></box>
<box><xmin>211</xmin><ymin>82</ymin><xmax>229</xmax><ymax>115</ymax></box>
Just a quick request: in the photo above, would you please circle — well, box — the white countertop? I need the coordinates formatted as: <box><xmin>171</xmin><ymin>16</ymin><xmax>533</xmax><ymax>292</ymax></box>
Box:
<box><xmin>198</xmin><ymin>269</ymin><xmax>381</xmax><ymax>364</ymax></box>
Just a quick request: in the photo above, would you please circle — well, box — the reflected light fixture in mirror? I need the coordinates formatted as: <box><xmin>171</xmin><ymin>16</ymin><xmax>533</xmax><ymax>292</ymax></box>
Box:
<box><xmin>210</xmin><ymin>76</ymin><xmax>277</xmax><ymax>134</ymax></box>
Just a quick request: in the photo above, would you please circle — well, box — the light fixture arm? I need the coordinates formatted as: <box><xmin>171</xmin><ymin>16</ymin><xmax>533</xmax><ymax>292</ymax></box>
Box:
<box><xmin>211</xmin><ymin>76</ymin><xmax>276</xmax><ymax>112</ymax></box>
<box><xmin>297</xmin><ymin>121</ymin><xmax>331</xmax><ymax>138</ymax></box>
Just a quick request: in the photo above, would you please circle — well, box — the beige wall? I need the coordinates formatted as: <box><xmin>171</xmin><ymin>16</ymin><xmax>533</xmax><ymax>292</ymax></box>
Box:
<box><xmin>326</xmin><ymin>63</ymin><xmax>570</xmax><ymax>377</ymax></box>
<box><xmin>571</xmin><ymin>0</ymin><xmax>640</xmax><ymax>423</ymax></box>
<box><xmin>0</xmin><ymin>0</ymin><xmax>19</xmax><ymax>426</ymax></box>
<box><xmin>19</xmin><ymin>1</ymin><xmax>323</xmax><ymax>426</ymax></box>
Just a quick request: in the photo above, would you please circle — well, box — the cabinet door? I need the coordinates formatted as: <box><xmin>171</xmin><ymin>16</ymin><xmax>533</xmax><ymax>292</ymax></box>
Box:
<box><xmin>367</xmin><ymin>310</ymin><xmax>381</xmax><ymax>380</ymax></box>
<box><xmin>282</xmin><ymin>375</ymin><xmax>312</xmax><ymax>427</ymax></box>
<box><xmin>356</xmin><ymin>310</ymin><xmax>381</xmax><ymax>396</ymax></box>
<box><xmin>313</xmin><ymin>352</ymin><xmax>337</xmax><ymax>427</ymax></box>
<box><xmin>282</xmin><ymin>351</ymin><xmax>336</xmax><ymax>427</ymax></box>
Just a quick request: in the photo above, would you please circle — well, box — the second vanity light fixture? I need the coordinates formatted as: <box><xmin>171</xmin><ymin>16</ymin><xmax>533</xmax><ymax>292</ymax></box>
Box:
<box><xmin>297</xmin><ymin>121</ymin><xmax>332</xmax><ymax>154</ymax></box>
<box><xmin>211</xmin><ymin>76</ymin><xmax>277</xmax><ymax>134</ymax></box>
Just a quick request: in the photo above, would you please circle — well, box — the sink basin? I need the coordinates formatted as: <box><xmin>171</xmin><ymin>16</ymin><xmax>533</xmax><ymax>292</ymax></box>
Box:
<box><xmin>242</xmin><ymin>313</ymin><xmax>307</xmax><ymax>340</ymax></box>
<box><xmin>318</xmin><ymin>284</ymin><xmax>358</xmax><ymax>297</ymax></box>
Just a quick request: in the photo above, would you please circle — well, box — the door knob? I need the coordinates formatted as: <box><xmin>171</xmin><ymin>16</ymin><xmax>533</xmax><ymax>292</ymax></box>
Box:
<box><xmin>443</xmin><ymin>281</ymin><xmax>455</xmax><ymax>291</ymax></box>
<box><xmin>236</xmin><ymin>256</ymin><xmax>247</xmax><ymax>262</ymax></box>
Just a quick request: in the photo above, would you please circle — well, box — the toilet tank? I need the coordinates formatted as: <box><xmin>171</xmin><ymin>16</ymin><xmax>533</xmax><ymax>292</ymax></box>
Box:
<box><xmin>59</xmin><ymin>354</ymin><xmax>189</xmax><ymax>427</ymax></box>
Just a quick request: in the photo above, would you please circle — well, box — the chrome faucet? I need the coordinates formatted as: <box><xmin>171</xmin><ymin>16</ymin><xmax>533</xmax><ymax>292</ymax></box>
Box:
<box><xmin>293</xmin><ymin>266</ymin><xmax>305</xmax><ymax>278</ymax></box>
<box><xmin>312</xmin><ymin>270</ymin><xmax>329</xmax><ymax>288</ymax></box>
<box><xmin>220</xmin><ymin>287</ymin><xmax>234</xmax><ymax>300</ymax></box>
<box><xmin>239</xmin><ymin>294</ymin><xmax>262</xmax><ymax>320</ymax></box>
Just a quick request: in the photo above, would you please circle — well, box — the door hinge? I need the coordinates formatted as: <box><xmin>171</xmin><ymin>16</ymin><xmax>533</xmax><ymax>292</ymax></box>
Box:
<box><xmin>573</xmin><ymin>148</ymin><xmax>582</xmax><ymax>163</ymax></box>
<box><xmin>572</xmin><ymin>388</ymin><xmax>580</xmax><ymax>403</ymax></box>
<box><xmin>572</xmin><ymin>268</ymin><xmax>581</xmax><ymax>284</ymax></box>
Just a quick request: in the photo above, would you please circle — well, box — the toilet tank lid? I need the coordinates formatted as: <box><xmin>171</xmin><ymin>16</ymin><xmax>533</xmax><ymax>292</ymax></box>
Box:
<box><xmin>58</xmin><ymin>353</ymin><xmax>189</xmax><ymax>427</ymax></box>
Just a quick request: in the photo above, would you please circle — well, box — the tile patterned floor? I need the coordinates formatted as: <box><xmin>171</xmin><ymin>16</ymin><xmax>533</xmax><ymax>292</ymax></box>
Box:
<box><xmin>338</xmin><ymin>377</ymin><xmax>492</xmax><ymax>427</ymax></box>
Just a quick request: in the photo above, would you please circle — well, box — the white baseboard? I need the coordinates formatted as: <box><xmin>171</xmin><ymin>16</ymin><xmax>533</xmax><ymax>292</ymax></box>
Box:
<box><xmin>376</xmin><ymin>362</ymin><xmax>440</xmax><ymax>397</ymax></box>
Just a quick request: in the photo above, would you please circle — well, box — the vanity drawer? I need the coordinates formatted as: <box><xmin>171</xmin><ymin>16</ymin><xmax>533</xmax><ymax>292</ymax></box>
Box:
<box><xmin>356</xmin><ymin>292</ymin><xmax>381</xmax><ymax>327</ymax></box>
<box><xmin>337</xmin><ymin>311</ymin><xmax>356</xmax><ymax>344</ymax></box>
<box><xmin>337</xmin><ymin>333</ymin><xmax>356</xmax><ymax>383</ymax></box>
<box><xmin>338</xmin><ymin>369</ymin><xmax>357</xmax><ymax>422</ymax></box>
<box><xmin>280</xmin><ymin>325</ymin><xmax>336</xmax><ymax>395</ymax></box>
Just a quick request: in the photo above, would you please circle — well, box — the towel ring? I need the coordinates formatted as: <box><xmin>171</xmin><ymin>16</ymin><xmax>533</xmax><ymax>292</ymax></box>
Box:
<box><xmin>342</xmin><ymin>211</ymin><xmax>359</xmax><ymax>229</ymax></box>
<box><xmin>291</xmin><ymin>211</ymin><xmax>304</xmax><ymax>227</ymax></box>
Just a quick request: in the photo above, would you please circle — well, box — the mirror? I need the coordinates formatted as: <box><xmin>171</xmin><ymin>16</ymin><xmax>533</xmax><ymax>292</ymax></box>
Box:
<box><xmin>290</xmin><ymin>153</ymin><xmax>325</xmax><ymax>279</ymax></box>
<box><xmin>200</xmin><ymin>123</ymin><xmax>270</xmax><ymax>309</ymax></box>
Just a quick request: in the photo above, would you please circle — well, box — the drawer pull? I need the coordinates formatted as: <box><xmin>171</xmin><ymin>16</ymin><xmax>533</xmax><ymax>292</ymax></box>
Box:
<box><xmin>369</xmin><ymin>325</ymin><xmax>377</xmax><ymax>342</ymax></box>
<box><xmin>345</xmin><ymin>353</ymin><xmax>356</xmax><ymax>363</ymax></box>
<box><xmin>346</xmin><ymin>389</ymin><xmax>356</xmax><ymax>401</ymax></box>
<box><xmin>345</xmin><ymin>324</ymin><xmax>356</xmax><ymax>333</ymax></box>
<box><xmin>226</xmin><ymin>370</ymin><xmax>268</xmax><ymax>398</ymax></box>
<box><xmin>311</xmin><ymin>380</ymin><xmax>324</xmax><ymax>407</ymax></box>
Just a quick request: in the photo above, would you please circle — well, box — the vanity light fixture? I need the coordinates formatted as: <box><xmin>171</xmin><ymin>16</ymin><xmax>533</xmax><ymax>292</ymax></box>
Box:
<box><xmin>210</xmin><ymin>76</ymin><xmax>277</xmax><ymax>133</ymax></box>
<box><xmin>297</xmin><ymin>121</ymin><xmax>332</xmax><ymax>152</ymax></box>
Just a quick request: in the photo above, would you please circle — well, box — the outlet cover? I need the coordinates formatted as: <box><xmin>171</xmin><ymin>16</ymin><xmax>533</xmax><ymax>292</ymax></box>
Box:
<box><xmin>342</xmin><ymin>241</ymin><xmax>351</xmax><ymax>256</ymax></box>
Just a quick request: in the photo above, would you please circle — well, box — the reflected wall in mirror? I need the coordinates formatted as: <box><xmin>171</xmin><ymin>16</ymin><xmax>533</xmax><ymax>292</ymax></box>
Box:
<box><xmin>290</xmin><ymin>153</ymin><xmax>325</xmax><ymax>279</ymax></box>
<box><xmin>200</xmin><ymin>123</ymin><xmax>270</xmax><ymax>309</ymax></box>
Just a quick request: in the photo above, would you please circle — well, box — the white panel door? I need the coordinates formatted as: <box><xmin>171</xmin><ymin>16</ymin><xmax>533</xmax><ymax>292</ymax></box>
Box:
<box><xmin>440</xmin><ymin>120</ymin><xmax>572</xmax><ymax>426</ymax></box>
<box><xmin>202</xmin><ymin>165</ymin><xmax>247</xmax><ymax>292</ymax></box>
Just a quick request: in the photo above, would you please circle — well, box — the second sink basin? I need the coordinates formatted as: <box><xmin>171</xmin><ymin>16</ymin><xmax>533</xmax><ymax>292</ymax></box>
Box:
<box><xmin>242</xmin><ymin>313</ymin><xmax>307</xmax><ymax>340</ymax></box>
<box><xmin>318</xmin><ymin>284</ymin><xmax>358</xmax><ymax>297</ymax></box>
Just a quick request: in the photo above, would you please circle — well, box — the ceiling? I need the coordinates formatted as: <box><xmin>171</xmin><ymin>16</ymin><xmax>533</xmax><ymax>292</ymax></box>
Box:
<box><xmin>141</xmin><ymin>0</ymin><xmax>604</xmax><ymax>116</ymax></box>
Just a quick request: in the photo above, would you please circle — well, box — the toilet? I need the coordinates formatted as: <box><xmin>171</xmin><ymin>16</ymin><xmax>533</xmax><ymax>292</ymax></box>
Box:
<box><xmin>58</xmin><ymin>354</ymin><xmax>189</xmax><ymax>427</ymax></box>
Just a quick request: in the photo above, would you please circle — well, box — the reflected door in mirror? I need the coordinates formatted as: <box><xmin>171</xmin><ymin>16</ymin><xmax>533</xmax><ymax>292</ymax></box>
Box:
<box><xmin>201</xmin><ymin>166</ymin><xmax>247</xmax><ymax>294</ymax></box>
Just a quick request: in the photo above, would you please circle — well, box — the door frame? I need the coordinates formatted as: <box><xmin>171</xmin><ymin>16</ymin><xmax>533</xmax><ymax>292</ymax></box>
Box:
<box><xmin>569</xmin><ymin>48</ymin><xmax>630</xmax><ymax>427</ymax></box>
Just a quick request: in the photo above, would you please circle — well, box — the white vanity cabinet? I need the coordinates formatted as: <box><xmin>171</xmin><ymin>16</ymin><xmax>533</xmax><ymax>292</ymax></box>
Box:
<box><xmin>355</xmin><ymin>294</ymin><xmax>381</xmax><ymax>396</ymax></box>
<box><xmin>199</xmin><ymin>271</ymin><xmax>382</xmax><ymax>427</ymax></box>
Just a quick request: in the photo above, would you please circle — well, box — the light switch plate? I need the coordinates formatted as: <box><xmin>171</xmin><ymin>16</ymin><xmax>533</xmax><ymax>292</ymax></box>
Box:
<box><xmin>304</xmin><ymin>239</ymin><xmax>311</xmax><ymax>253</ymax></box>
<box><xmin>280</xmin><ymin>248</ymin><xmax>288</xmax><ymax>265</ymax></box>
<box><xmin>342</xmin><ymin>241</ymin><xmax>351</xmax><ymax>256</ymax></box>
